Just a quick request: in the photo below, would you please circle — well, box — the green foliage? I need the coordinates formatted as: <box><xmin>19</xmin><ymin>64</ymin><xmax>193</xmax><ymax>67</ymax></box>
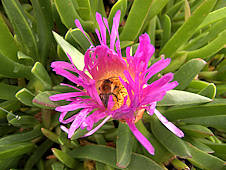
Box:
<box><xmin>0</xmin><ymin>0</ymin><xmax>226</xmax><ymax>169</ymax></box>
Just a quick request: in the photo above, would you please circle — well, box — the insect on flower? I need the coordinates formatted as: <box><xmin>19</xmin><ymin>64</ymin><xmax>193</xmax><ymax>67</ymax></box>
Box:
<box><xmin>50</xmin><ymin>10</ymin><xmax>184</xmax><ymax>155</ymax></box>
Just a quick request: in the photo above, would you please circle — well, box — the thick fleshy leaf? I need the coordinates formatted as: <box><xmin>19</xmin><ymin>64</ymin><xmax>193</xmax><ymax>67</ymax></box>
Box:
<box><xmin>164</xmin><ymin>99</ymin><xmax>226</xmax><ymax>121</ymax></box>
<box><xmin>136</xmin><ymin>120</ymin><xmax>173</xmax><ymax>163</ymax></box>
<box><xmin>65</xmin><ymin>28</ymin><xmax>91</xmax><ymax>53</ymax></box>
<box><xmin>0</xmin><ymin>53</ymin><xmax>31</xmax><ymax>79</ymax></box>
<box><xmin>0</xmin><ymin>83</ymin><xmax>20</xmax><ymax>101</ymax></box>
<box><xmin>31</xmin><ymin>62</ymin><xmax>52</xmax><ymax>90</ymax></box>
<box><xmin>119</xmin><ymin>0</ymin><xmax>153</xmax><ymax>41</ymax></box>
<box><xmin>8</xmin><ymin>115</ymin><xmax>39</xmax><ymax>128</ymax></box>
<box><xmin>157</xmin><ymin>90</ymin><xmax>212</xmax><ymax>106</ymax></box>
<box><xmin>160</xmin><ymin>0</ymin><xmax>217</xmax><ymax>58</ymax></box>
<box><xmin>2</xmin><ymin>0</ymin><xmax>38</xmax><ymax>58</ymax></box>
<box><xmin>197</xmin><ymin>7</ymin><xmax>226</xmax><ymax>30</ymax></box>
<box><xmin>108</xmin><ymin>0</ymin><xmax>127</xmax><ymax>28</ymax></box>
<box><xmin>180</xmin><ymin>125</ymin><xmax>214</xmax><ymax>138</ymax></box>
<box><xmin>181</xmin><ymin>115</ymin><xmax>226</xmax><ymax>132</ymax></box>
<box><xmin>52</xmin><ymin>148</ymin><xmax>78</xmax><ymax>168</ymax></box>
<box><xmin>0</xmin><ymin>142</ymin><xmax>34</xmax><ymax>159</ymax></box>
<box><xmin>174</xmin><ymin>59</ymin><xmax>206</xmax><ymax>90</ymax></box>
<box><xmin>32</xmin><ymin>91</ymin><xmax>62</xmax><ymax>109</ymax></box>
<box><xmin>68</xmin><ymin>145</ymin><xmax>163</xmax><ymax>170</ymax></box>
<box><xmin>0</xmin><ymin>127</ymin><xmax>41</xmax><ymax>146</ymax></box>
<box><xmin>150</xmin><ymin>117</ymin><xmax>191</xmax><ymax>158</ymax></box>
<box><xmin>53</xmin><ymin>31</ymin><xmax>85</xmax><ymax>71</ymax></box>
<box><xmin>30</xmin><ymin>0</ymin><xmax>53</xmax><ymax>64</ymax></box>
<box><xmin>185</xmin><ymin>142</ymin><xmax>225</xmax><ymax>170</ymax></box>
<box><xmin>186</xmin><ymin>30</ymin><xmax>226</xmax><ymax>59</ymax></box>
<box><xmin>15</xmin><ymin>88</ymin><xmax>35</xmax><ymax>106</ymax></box>
<box><xmin>24</xmin><ymin>140</ymin><xmax>53</xmax><ymax>170</ymax></box>
<box><xmin>198</xmin><ymin>83</ymin><xmax>216</xmax><ymax>99</ymax></box>
<box><xmin>116</xmin><ymin>122</ymin><xmax>133</xmax><ymax>168</ymax></box>
<box><xmin>0</xmin><ymin>14</ymin><xmax>18</xmax><ymax>61</ymax></box>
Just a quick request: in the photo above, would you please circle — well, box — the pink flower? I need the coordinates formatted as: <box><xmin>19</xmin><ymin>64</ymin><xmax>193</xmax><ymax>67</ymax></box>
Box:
<box><xmin>50</xmin><ymin>11</ymin><xmax>184</xmax><ymax>155</ymax></box>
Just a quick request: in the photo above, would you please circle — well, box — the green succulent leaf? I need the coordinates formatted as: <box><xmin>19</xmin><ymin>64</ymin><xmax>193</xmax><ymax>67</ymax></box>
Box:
<box><xmin>174</xmin><ymin>58</ymin><xmax>206</xmax><ymax>90</ymax></box>
<box><xmin>0</xmin><ymin>83</ymin><xmax>20</xmax><ymax>101</ymax></box>
<box><xmin>0</xmin><ymin>142</ymin><xmax>35</xmax><ymax>159</ymax></box>
<box><xmin>160</xmin><ymin>0</ymin><xmax>217</xmax><ymax>58</ymax></box>
<box><xmin>157</xmin><ymin>90</ymin><xmax>212</xmax><ymax>106</ymax></box>
<box><xmin>2</xmin><ymin>0</ymin><xmax>38</xmax><ymax>58</ymax></box>
<box><xmin>52</xmin><ymin>148</ymin><xmax>78</xmax><ymax>169</ymax></box>
<box><xmin>116</xmin><ymin>122</ymin><xmax>133</xmax><ymax>168</ymax></box>
<box><xmin>69</xmin><ymin>145</ymin><xmax>163</xmax><ymax>170</ymax></box>
<box><xmin>150</xmin><ymin>116</ymin><xmax>191</xmax><ymax>158</ymax></box>
<box><xmin>15</xmin><ymin>88</ymin><xmax>35</xmax><ymax>106</ymax></box>
<box><xmin>0</xmin><ymin>14</ymin><xmax>18</xmax><ymax>61</ymax></box>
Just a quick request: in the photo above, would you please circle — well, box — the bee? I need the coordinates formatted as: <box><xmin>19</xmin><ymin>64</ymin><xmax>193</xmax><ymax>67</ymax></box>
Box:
<box><xmin>98</xmin><ymin>77</ymin><xmax>119</xmax><ymax>108</ymax></box>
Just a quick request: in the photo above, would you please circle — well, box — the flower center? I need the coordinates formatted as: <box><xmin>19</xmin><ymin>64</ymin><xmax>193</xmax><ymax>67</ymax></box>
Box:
<box><xmin>96</xmin><ymin>76</ymin><xmax>129</xmax><ymax>110</ymax></box>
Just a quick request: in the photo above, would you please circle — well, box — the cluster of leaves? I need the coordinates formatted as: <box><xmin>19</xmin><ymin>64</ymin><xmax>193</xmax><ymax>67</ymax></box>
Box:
<box><xmin>0</xmin><ymin>0</ymin><xmax>225</xmax><ymax>169</ymax></box>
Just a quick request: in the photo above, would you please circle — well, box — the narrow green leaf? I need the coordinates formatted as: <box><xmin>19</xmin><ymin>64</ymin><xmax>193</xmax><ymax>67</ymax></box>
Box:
<box><xmin>164</xmin><ymin>99</ymin><xmax>226</xmax><ymax>121</ymax></box>
<box><xmin>25</xmin><ymin>140</ymin><xmax>53</xmax><ymax>170</ymax></box>
<box><xmin>171</xmin><ymin>158</ymin><xmax>190</xmax><ymax>170</ymax></box>
<box><xmin>52</xmin><ymin>148</ymin><xmax>78</xmax><ymax>168</ymax></box>
<box><xmin>184</xmin><ymin>0</ymin><xmax>191</xmax><ymax>21</ymax></box>
<box><xmin>17</xmin><ymin>51</ymin><xmax>34</xmax><ymax>65</ymax></box>
<box><xmin>15</xmin><ymin>88</ymin><xmax>35</xmax><ymax>106</ymax></box>
<box><xmin>197</xmin><ymin>7</ymin><xmax>226</xmax><ymax>30</ymax></box>
<box><xmin>0</xmin><ymin>83</ymin><xmax>20</xmax><ymax>101</ymax></box>
<box><xmin>161</xmin><ymin>52</ymin><xmax>187</xmax><ymax>73</ymax></box>
<box><xmin>32</xmin><ymin>91</ymin><xmax>61</xmax><ymax>109</ymax></box>
<box><xmin>41</xmin><ymin>128</ymin><xmax>59</xmax><ymax>144</ymax></box>
<box><xmin>31</xmin><ymin>0</ymin><xmax>53</xmax><ymax>64</ymax></box>
<box><xmin>54</xmin><ymin>0</ymin><xmax>80</xmax><ymax>29</ymax></box>
<box><xmin>0</xmin><ymin>100</ymin><xmax>20</xmax><ymax>119</ymax></box>
<box><xmin>116</xmin><ymin>123</ymin><xmax>133</xmax><ymax>168</ymax></box>
<box><xmin>0</xmin><ymin>142</ymin><xmax>34</xmax><ymax>159</ymax></box>
<box><xmin>160</xmin><ymin>0</ymin><xmax>217</xmax><ymax>58</ymax></box>
<box><xmin>75</xmin><ymin>0</ymin><xmax>92</xmax><ymax>21</ymax></box>
<box><xmin>160</xmin><ymin>14</ymin><xmax>171</xmax><ymax>48</ymax></box>
<box><xmin>186</xmin><ymin>30</ymin><xmax>226</xmax><ymax>59</ymax></box>
<box><xmin>181</xmin><ymin>115</ymin><xmax>226</xmax><ymax>132</ymax></box>
<box><xmin>0</xmin><ymin>53</ymin><xmax>31</xmax><ymax>79</ymax></box>
<box><xmin>186</xmin><ymin>80</ymin><xmax>210</xmax><ymax>93</ymax></box>
<box><xmin>0</xmin><ymin>157</ymin><xmax>20</xmax><ymax>170</ymax></box>
<box><xmin>108</xmin><ymin>0</ymin><xmax>127</xmax><ymax>28</ymax></box>
<box><xmin>0</xmin><ymin>127</ymin><xmax>41</xmax><ymax>146</ymax></box>
<box><xmin>51</xmin><ymin>162</ymin><xmax>67</xmax><ymax>170</ymax></box>
<box><xmin>150</xmin><ymin>117</ymin><xmax>191</xmax><ymax>158</ymax></box>
<box><xmin>174</xmin><ymin>59</ymin><xmax>206</xmax><ymax>90</ymax></box>
<box><xmin>186</xmin><ymin>138</ymin><xmax>214</xmax><ymax>153</ymax></box>
<box><xmin>136</xmin><ymin>120</ymin><xmax>173</xmax><ymax>163</ymax></box>
<box><xmin>185</xmin><ymin>142</ymin><xmax>225</xmax><ymax>170</ymax></box>
<box><xmin>65</xmin><ymin>28</ymin><xmax>91</xmax><ymax>53</ymax></box>
<box><xmin>68</xmin><ymin>145</ymin><xmax>163</xmax><ymax>170</ymax></box>
<box><xmin>54</xmin><ymin>0</ymin><xmax>93</xmax><ymax>31</ymax></box>
<box><xmin>180</xmin><ymin>125</ymin><xmax>214</xmax><ymax>138</ymax></box>
<box><xmin>2</xmin><ymin>0</ymin><xmax>38</xmax><ymax>58</ymax></box>
<box><xmin>200</xmin><ymin>139</ymin><xmax>226</xmax><ymax>160</ymax></box>
<box><xmin>0</xmin><ymin>14</ymin><xmax>18</xmax><ymax>61</ymax></box>
<box><xmin>9</xmin><ymin>115</ymin><xmax>39</xmax><ymax>128</ymax></box>
<box><xmin>119</xmin><ymin>0</ymin><xmax>153</xmax><ymax>41</ymax></box>
<box><xmin>198</xmin><ymin>83</ymin><xmax>216</xmax><ymax>99</ymax></box>
<box><xmin>31</xmin><ymin>62</ymin><xmax>52</xmax><ymax>90</ymax></box>
<box><xmin>53</xmin><ymin>31</ymin><xmax>85</xmax><ymax>71</ymax></box>
<box><xmin>157</xmin><ymin>90</ymin><xmax>212</xmax><ymax>106</ymax></box>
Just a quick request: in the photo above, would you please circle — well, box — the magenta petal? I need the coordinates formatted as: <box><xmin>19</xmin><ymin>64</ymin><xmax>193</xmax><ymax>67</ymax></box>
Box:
<box><xmin>49</xmin><ymin>92</ymin><xmax>86</xmax><ymax>101</ymax></box>
<box><xmin>127</xmin><ymin>120</ymin><xmax>155</xmax><ymax>155</ymax></box>
<box><xmin>75</xmin><ymin>19</ymin><xmax>93</xmax><ymax>47</ymax></box>
<box><xmin>60</xmin><ymin>125</ymin><xmax>69</xmax><ymax>133</ymax></box>
<box><xmin>96</xmin><ymin>12</ymin><xmax>106</xmax><ymax>44</ymax></box>
<box><xmin>83</xmin><ymin>115</ymin><xmax>111</xmax><ymax>137</ymax></box>
<box><xmin>154</xmin><ymin>109</ymin><xmax>184</xmax><ymax>138</ymax></box>
<box><xmin>56</xmin><ymin>102</ymin><xmax>90</xmax><ymax>112</ymax></box>
<box><xmin>68</xmin><ymin>109</ymin><xmax>89</xmax><ymax>138</ymax></box>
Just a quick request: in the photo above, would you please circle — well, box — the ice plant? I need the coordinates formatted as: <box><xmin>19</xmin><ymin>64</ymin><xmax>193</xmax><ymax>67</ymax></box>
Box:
<box><xmin>50</xmin><ymin>10</ymin><xmax>184</xmax><ymax>155</ymax></box>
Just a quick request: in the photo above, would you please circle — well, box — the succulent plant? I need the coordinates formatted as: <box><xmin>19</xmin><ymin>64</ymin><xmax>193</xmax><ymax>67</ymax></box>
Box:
<box><xmin>0</xmin><ymin>0</ymin><xmax>225</xmax><ymax>170</ymax></box>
